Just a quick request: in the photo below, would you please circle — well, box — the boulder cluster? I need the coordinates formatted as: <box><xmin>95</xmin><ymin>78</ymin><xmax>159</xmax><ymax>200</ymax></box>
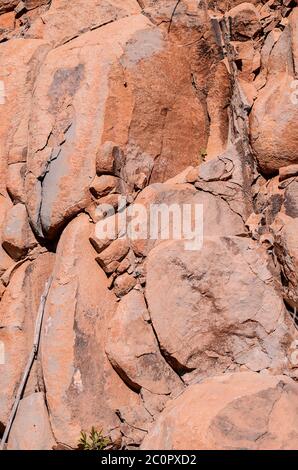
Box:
<box><xmin>0</xmin><ymin>0</ymin><xmax>298</xmax><ymax>450</ymax></box>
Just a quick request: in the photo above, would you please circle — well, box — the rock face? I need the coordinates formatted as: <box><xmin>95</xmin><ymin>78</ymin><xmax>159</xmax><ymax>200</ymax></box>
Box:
<box><xmin>141</xmin><ymin>372</ymin><xmax>298</xmax><ymax>450</ymax></box>
<box><xmin>2</xmin><ymin>203</ymin><xmax>36</xmax><ymax>260</ymax></box>
<box><xmin>7</xmin><ymin>392</ymin><xmax>56</xmax><ymax>450</ymax></box>
<box><xmin>0</xmin><ymin>0</ymin><xmax>298</xmax><ymax>451</ymax></box>
<box><xmin>250</xmin><ymin>8</ymin><xmax>298</xmax><ymax>174</ymax></box>
<box><xmin>0</xmin><ymin>252</ymin><xmax>55</xmax><ymax>426</ymax></box>
<box><xmin>145</xmin><ymin>237</ymin><xmax>294</xmax><ymax>378</ymax></box>
<box><xmin>106</xmin><ymin>290</ymin><xmax>183</xmax><ymax>396</ymax></box>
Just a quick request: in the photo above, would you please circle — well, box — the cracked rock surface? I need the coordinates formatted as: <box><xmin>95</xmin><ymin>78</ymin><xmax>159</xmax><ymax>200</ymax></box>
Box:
<box><xmin>0</xmin><ymin>0</ymin><xmax>298</xmax><ymax>450</ymax></box>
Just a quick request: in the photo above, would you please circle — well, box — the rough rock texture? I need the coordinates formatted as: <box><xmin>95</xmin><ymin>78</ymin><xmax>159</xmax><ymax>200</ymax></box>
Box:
<box><xmin>0</xmin><ymin>0</ymin><xmax>298</xmax><ymax>451</ymax></box>
<box><xmin>106</xmin><ymin>290</ymin><xmax>183</xmax><ymax>397</ymax></box>
<box><xmin>41</xmin><ymin>214</ymin><xmax>150</xmax><ymax>447</ymax></box>
<box><xmin>7</xmin><ymin>392</ymin><xmax>55</xmax><ymax>450</ymax></box>
<box><xmin>145</xmin><ymin>237</ymin><xmax>295</xmax><ymax>378</ymax></box>
<box><xmin>26</xmin><ymin>15</ymin><xmax>153</xmax><ymax>239</ymax></box>
<box><xmin>142</xmin><ymin>372</ymin><xmax>298</xmax><ymax>450</ymax></box>
<box><xmin>250</xmin><ymin>8</ymin><xmax>298</xmax><ymax>174</ymax></box>
<box><xmin>2</xmin><ymin>203</ymin><xmax>36</xmax><ymax>260</ymax></box>
<box><xmin>0</xmin><ymin>252</ymin><xmax>54</xmax><ymax>426</ymax></box>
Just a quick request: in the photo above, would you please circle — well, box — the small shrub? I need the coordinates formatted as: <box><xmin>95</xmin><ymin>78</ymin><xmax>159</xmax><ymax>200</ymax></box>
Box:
<box><xmin>199</xmin><ymin>148</ymin><xmax>207</xmax><ymax>162</ymax></box>
<box><xmin>79</xmin><ymin>427</ymin><xmax>110</xmax><ymax>451</ymax></box>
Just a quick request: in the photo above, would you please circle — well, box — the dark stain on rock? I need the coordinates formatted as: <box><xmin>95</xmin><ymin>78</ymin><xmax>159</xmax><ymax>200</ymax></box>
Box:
<box><xmin>284</xmin><ymin>182</ymin><xmax>298</xmax><ymax>218</ymax></box>
<box><xmin>48</xmin><ymin>64</ymin><xmax>84</xmax><ymax>112</ymax></box>
<box><xmin>266</xmin><ymin>194</ymin><xmax>283</xmax><ymax>224</ymax></box>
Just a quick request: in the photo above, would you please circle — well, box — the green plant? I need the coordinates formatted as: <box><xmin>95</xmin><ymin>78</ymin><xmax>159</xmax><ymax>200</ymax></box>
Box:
<box><xmin>79</xmin><ymin>427</ymin><xmax>110</xmax><ymax>451</ymax></box>
<box><xmin>199</xmin><ymin>148</ymin><xmax>207</xmax><ymax>162</ymax></box>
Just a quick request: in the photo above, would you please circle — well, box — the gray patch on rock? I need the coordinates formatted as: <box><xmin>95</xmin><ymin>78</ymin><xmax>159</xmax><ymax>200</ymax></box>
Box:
<box><xmin>284</xmin><ymin>181</ymin><xmax>298</xmax><ymax>218</ymax></box>
<box><xmin>40</xmin><ymin>123</ymin><xmax>76</xmax><ymax>235</ymax></box>
<box><xmin>48</xmin><ymin>64</ymin><xmax>84</xmax><ymax>112</ymax></box>
<box><xmin>120</xmin><ymin>28</ymin><xmax>164</xmax><ymax>68</ymax></box>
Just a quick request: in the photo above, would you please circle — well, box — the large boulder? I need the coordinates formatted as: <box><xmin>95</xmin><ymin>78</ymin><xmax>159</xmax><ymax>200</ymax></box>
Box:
<box><xmin>2</xmin><ymin>203</ymin><xmax>36</xmax><ymax>260</ymax></box>
<box><xmin>273</xmin><ymin>214</ymin><xmax>298</xmax><ymax>309</ymax></box>
<box><xmin>227</xmin><ymin>3</ymin><xmax>261</xmax><ymax>41</ymax></box>
<box><xmin>106</xmin><ymin>290</ymin><xmax>183</xmax><ymax>397</ymax></box>
<box><xmin>7</xmin><ymin>392</ymin><xmax>56</xmax><ymax>450</ymax></box>
<box><xmin>41</xmin><ymin>214</ymin><xmax>150</xmax><ymax>447</ymax></box>
<box><xmin>141</xmin><ymin>372</ymin><xmax>298</xmax><ymax>450</ymax></box>
<box><xmin>130</xmin><ymin>182</ymin><xmax>245</xmax><ymax>257</ymax></box>
<box><xmin>25</xmin><ymin>15</ymin><xmax>157</xmax><ymax>239</ymax></box>
<box><xmin>26</xmin><ymin>0</ymin><xmax>141</xmax><ymax>46</ymax></box>
<box><xmin>0</xmin><ymin>0</ymin><xmax>49</xmax><ymax>13</ymax></box>
<box><xmin>101</xmin><ymin>1</ymin><xmax>230</xmax><ymax>184</ymax></box>
<box><xmin>0</xmin><ymin>195</ymin><xmax>13</xmax><ymax>277</ymax></box>
<box><xmin>0</xmin><ymin>39</ymin><xmax>49</xmax><ymax>193</ymax></box>
<box><xmin>250</xmin><ymin>9</ymin><xmax>298</xmax><ymax>175</ymax></box>
<box><xmin>145</xmin><ymin>236</ymin><xmax>296</xmax><ymax>378</ymax></box>
<box><xmin>0</xmin><ymin>252</ymin><xmax>55</xmax><ymax>427</ymax></box>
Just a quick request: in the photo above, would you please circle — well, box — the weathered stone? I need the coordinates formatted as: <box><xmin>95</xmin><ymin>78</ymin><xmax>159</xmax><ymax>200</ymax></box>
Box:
<box><xmin>96</xmin><ymin>239</ymin><xmax>130</xmax><ymax>271</ymax></box>
<box><xmin>7</xmin><ymin>392</ymin><xmax>56</xmax><ymax>450</ymax></box>
<box><xmin>25</xmin><ymin>15</ymin><xmax>153</xmax><ymax>239</ymax></box>
<box><xmin>228</xmin><ymin>3</ymin><xmax>261</xmax><ymax>41</ymax></box>
<box><xmin>0</xmin><ymin>196</ymin><xmax>13</xmax><ymax>276</ymax></box>
<box><xmin>279</xmin><ymin>165</ymin><xmax>298</xmax><ymax>182</ymax></box>
<box><xmin>131</xmin><ymin>182</ymin><xmax>244</xmax><ymax>257</ymax></box>
<box><xmin>284</xmin><ymin>180</ymin><xmax>298</xmax><ymax>218</ymax></box>
<box><xmin>2</xmin><ymin>203</ymin><xmax>36</xmax><ymax>260</ymax></box>
<box><xmin>245</xmin><ymin>212</ymin><xmax>262</xmax><ymax>237</ymax></box>
<box><xmin>0</xmin><ymin>1</ymin><xmax>18</xmax><ymax>14</ymax></box>
<box><xmin>117</xmin><ymin>257</ymin><xmax>131</xmax><ymax>275</ymax></box>
<box><xmin>165</xmin><ymin>166</ymin><xmax>195</xmax><ymax>185</ymax></box>
<box><xmin>250</xmin><ymin>10</ymin><xmax>298</xmax><ymax>174</ymax></box>
<box><xmin>185</xmin><ymin>167</ymin><xmax>199</xmax><ymax>183</ymax></box>
<box><xmin>6</xmin><ymin>163</ymin><xmax>26</xmax><ymax>203</ymax></box>
<box><xmin>90</xmin><ymin>175</ymin><xmax>121</xmax><ymax>198</ymax></box>
<box><xmin>273</xmin><ymin>214</ymin><xmax>298</xmax><ymax>308</ymax></box>
<box><xmin>206</xmin><ymin>62</ymin><xmax>231</xmax><ymax>158</ymax></box>
<box><xmin>96</xmin><ymin>141</ymin><xmax>123</xmax><ymax>175</ymax></box>
<box><xmin>26</xmin><ymin>0</ymin><xmax>141</xmax><ymax>46</ymax></box>
<box><xmin>113</xmin><ymin>273</ymin><xmax>137</xmax><ymax>297</ymax></box>
<box><xmin>41</xmin><ymin>214</ymin><xmax>145</xmax><ymax>447</ymax></box>
<box><xmin>145</xmin><ymin>237</ymin><xmax>295</xmax><ymax>377</ymax></box>
<box><xmin>198</xmin><ymin>158</ymin><xmax>229</xmax><ymax>182</ymax></box>
<box><xmin>89</xmin><ymin>212</ymin><xmax>122</xmax><ymax>254</ymax></box>
<box><xmin>41</xmin><ymin>215</ymin><xmax>113</xmax><ymax>445</ymax></box>
<box><xmin>0</xmin><ymin>253</ymin><xmax>55</xmax><ymax>426</ymax></box>
<box><xmin>106</xmin><ymin>290</ymin><xmax>182</xmax><ymax>395</ymax></box>
<box><xmin>100</xmin><ymin>1</ymin><xmax>226</xmax><ymax>185</ymax></box>
<box><xmin>141</xmin><ymin>372</ymin><xmax>298</xmax><ymax>450</ymax></box>
<box><xmin>14</xmin><ymin>1</ymin><xmax>26</xmax><ymax>15</ymax></box>
<box><xmin>0</xmin><ymin>11</ymin><xmax>14</xmax><ymax>33</ymax></box>
<box><xmin>0</xmin><ymin>39</ymin><xmax>49</xmax><ymax>193</ymax></box>
<box><xmin>231</xmin><ymin>41</ymin><xmax>258</xmax><ymax>82</ymax></box>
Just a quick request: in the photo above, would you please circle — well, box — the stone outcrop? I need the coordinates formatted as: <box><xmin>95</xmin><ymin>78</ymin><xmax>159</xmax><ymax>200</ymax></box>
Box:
<box><xmin>145</xmin><ymin>236</ymin><xmax>295</xmax><ymax>379</ymax></box>
<box><xmin>7</xmin><ymin>392</ymin><xmax>55</xmax><ymax>450</ymax></box>
<box><xmin>0</xmin><ymin>252</ymin><xmax>54</xmax><ymax>426</ymax></box>
<box><xmin>250</xmin><ymin>8</ymin><xmax>298</xmax><ymax>174</ymax></box>
<box><xmin>0</xmin><ymin>0</ymin><xmax>298</xmax><ymax>451</ymax></box>
<box><xmin>142</xmin><ymin>372</ymin><xmax>298</xmax><ymax>450</ymax></box>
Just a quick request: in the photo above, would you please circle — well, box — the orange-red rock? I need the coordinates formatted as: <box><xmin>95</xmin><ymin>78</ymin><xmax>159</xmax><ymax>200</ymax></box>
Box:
<box><xmin>1</xmin><ymin>0</ymin><xmax>298</xmax><ymax>451</ymax></box>
<box><xmin>250</xmin><ymin>9</ymin><xmax>298</xmax><ymax>174</ymax></box>
<box><xmin>106</xmin><ymin>290</ymin><xmax>183</xmax><ymax>396</ymax></box>
<box><xmin>2</xmin><ymin>203</ymin><xmax>36</xmax><ymax>260</ymax></box>
<box><xmin>141</xmin><ymin>372</ymin><xmax>298</xmax><ymax>450</ymax></box>
<box><xmin>0</xmin><ymin>253</ymin><xmax>54</xmax><ymax>427</ymax></box>
<box><xmin>145</xmin><ymin>237</ymin><xmax>296</xmax><ymax>377</ymax></box>
<box><xmin>7</xmin><ymin>392</ymin><xmax>56</xmax><ymax>450</ymax></box>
